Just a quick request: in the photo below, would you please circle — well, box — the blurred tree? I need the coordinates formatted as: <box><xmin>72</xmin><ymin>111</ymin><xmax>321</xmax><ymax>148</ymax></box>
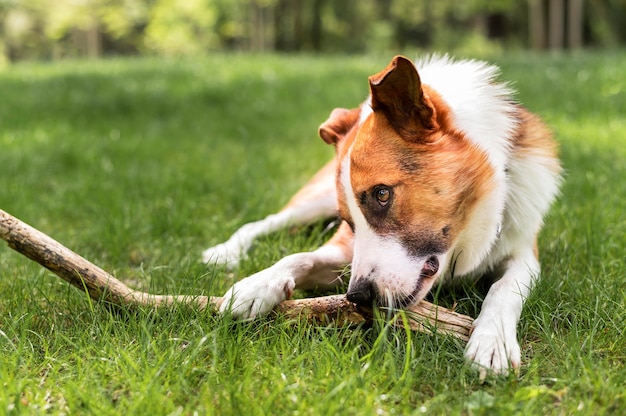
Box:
<box><xmin>45</xmin><ymin>0</ymin><xmax>103</xmax><ymax>58</ymax></box>
<box><xmin>2</xmin><ymin>0</ymin><xmax>49</xmax><ymax>60</ymax></box>
<box><xmin>549</xmin><ymin>0</ymin><xmax>565</xmax><ymax>49</ymax></box>
<box><xmin>569</xmin><ymin>0</ymin><xmax>583</xmax><ymax>48</ymax></box>
<box><xmin>0</xmin><ymin>0</ymin><xmax>625</xmax><ymax>62</ymax></box>
<box><xmin>98</xmin><ymin>0</ymin><xmax>150</xmax><ymax>54</ymax></box>
<box><xmin>527</xmin><ymin>0</ymin><xmax>588</xmax><ymax>50</ymax></box>
<box><xmin>144</xmin><ymin>0</ymin><xmax>218</xmax><ymax>55</ymax></box>
<box><xmin>528</xmin><ymin>0</ymin><xmax>546</xmax><ymax>49</ymax></box>
<box><xmin>1</xmin><ymin>0</ymin><xmax>150</xmax><ymax>60</ymax></box>
<box><xmin>587</xmin><ymin>0</ymin><xmax>626</xmax><ymax>47</ymax></box>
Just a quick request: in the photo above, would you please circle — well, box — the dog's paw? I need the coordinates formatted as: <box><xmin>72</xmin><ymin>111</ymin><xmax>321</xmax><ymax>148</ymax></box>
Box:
<box><xmin>464</xmin><ymin>320</ymin><xmax>521</xmax><ymax>378</ymax></box>
<box><xmin>219</xmin><ymin>271</ymin><xmax>295</xmax><ymax>320</ymax></box>
<box><xmin>202</xmin><ymin>242</ymin><xmax>245</xmax><ymax>268</ymax></box>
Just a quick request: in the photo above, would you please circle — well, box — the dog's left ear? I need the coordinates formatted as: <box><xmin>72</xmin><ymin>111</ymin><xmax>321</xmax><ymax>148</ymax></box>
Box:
<box><xmin>318</xmin><ymin>107</ymin><xmax>360</xmax><ymax>146</ymax></box>
<box><xmin>369</xmin><ymin>55</ymin><xmax>437</xmax><ymax>141</ymax></box>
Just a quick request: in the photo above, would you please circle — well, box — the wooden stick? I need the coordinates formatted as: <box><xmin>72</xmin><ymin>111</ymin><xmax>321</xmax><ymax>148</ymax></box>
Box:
<box><xmin>0</xmin><ymin>209</ymin><xmax>473</xmax><ymax>340</ymax></box>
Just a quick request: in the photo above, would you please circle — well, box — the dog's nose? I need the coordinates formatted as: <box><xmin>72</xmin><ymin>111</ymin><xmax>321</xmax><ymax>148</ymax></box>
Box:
<box><xmin>346</xmin><ymin>279</ymin><xmax>376</xmax><ymax>306</ymax></box>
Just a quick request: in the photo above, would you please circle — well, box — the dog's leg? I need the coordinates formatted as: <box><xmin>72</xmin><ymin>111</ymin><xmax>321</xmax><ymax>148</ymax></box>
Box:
<box><xmin>464</xmin><ymin>245</ymin><xmax>539</xmax><ymax>376</ymax></box>
<box><xmin>219</xmin><ymin>221</ymin><xmax>353</xmax><ymax>319</ymax></box>
<box><xmin>202</xmin><ymin>161</ymin><xmax>337</xmax><ymax>268</ymax></box>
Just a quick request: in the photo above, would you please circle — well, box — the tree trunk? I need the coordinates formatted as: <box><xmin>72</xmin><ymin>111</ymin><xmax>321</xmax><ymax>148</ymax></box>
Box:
<box><xmin>529</xmin><ymin>0</ymin><xmax>546</xmax><ymax>50</ymax></box>
<box><xmin>548</xmin><ymin>0</ymin><xmax>565</xmax><ymax>50</ymax></box>
<box><xmin>568</xmin><ymin>0</ymin><xmax>584</xmax><ymax>49</ymax></box>
<box><xmin>85</xmin><ymin>22</ymin><xmax>102</xmax><ymax>58</ymax></box>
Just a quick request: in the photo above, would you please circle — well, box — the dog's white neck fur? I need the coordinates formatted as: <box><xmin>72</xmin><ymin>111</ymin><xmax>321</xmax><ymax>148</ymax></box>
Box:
<box><xmin>415</xmin><ymin>56</ymin><xmax>521</xmax><ymax>275</ymax></box>
<box><xmin>416</xmin><ymin>56</ymin><xmax>520</xmax><ymax>275</ymax></box>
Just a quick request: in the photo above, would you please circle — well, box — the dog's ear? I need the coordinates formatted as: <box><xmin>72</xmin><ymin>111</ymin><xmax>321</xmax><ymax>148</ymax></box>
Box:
<box><xmin>369</xmin><ymin>55</ymin><xmax>437</xmax><ymax>141</ymax></box>
<box><xmin>318</xmin><ymin>107</ymin><xmax>360</xmax><ymax>145</ymax></box>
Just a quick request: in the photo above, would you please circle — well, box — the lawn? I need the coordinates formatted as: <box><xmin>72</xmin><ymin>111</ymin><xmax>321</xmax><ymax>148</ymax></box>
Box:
<box><xmin>1</xmin><ymin>51</ymin><xmax>625</xmax><ymax>414</ymax></box>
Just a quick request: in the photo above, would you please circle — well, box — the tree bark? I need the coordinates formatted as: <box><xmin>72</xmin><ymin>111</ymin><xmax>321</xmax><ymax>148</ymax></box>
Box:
<box><xmin>529</xmin><ymin>0</ymin><xmax>546</xmax><ymax>50</ymax></box>
<box><xmin>549</xmin><ymin>0</ymin><xmax>565</xmax><ymax>50</ymax></box>
<box><xmin>0</xmin><ymin>209</ymin><xmax>473</xmax><ymax>341</ymax></box>
<box><xmin>568</xmin><ymin>0</ymin><xmax>584</xmax><ymax>49</ymax></box>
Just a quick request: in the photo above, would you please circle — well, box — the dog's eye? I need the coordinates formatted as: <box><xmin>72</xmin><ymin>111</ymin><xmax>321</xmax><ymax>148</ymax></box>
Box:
<box><xmin>374</xmin><ymin>186</ymin><xmax>392</xmax><ymax>206</ymax></box>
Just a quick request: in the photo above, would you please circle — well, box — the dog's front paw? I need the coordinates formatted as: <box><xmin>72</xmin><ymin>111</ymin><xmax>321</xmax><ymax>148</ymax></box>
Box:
<box><xmin>464</xmin><ymin>320</ymin><xmax>521</xmax><ymax>378</ymax></box>
<box><xmin>219</xmin><ymin>272</ymin><xmax>295</xmax><ymax>320</ymax></box>
<box><xmin>202</xmin><ymin>242</ymin><xmax>246</xmax><ymax>268</ymax></box>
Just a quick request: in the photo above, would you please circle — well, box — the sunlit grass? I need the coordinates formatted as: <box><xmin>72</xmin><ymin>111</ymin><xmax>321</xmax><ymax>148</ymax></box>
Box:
<box><xmin>1</xmin><ymin>51</ymin><xmax>625</xmax><ymax>414</ymax></box>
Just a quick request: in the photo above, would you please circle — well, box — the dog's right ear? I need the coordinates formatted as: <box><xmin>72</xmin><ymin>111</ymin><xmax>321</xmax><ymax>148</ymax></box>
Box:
<box><xmin>318</xmin><ymin>107</ymin><xmax>360</xmax><ymax>145</ymax></box>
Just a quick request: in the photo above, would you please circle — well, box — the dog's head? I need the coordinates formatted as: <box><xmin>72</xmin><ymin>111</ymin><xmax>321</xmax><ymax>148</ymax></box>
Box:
<box><xmin>319</xmin><ymin>56</ymin><xmax>498</xmax><ymax>309</ymax></box>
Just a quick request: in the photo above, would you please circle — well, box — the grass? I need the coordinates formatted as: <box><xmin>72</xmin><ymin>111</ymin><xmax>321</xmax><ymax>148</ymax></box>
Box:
<box><xmin>0</xmin><ymin>51</ymin><xmax>625</xmax><ymax>414</ymax></box>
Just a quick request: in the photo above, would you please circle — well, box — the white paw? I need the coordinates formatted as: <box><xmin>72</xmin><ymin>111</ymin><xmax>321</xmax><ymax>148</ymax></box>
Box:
<box><xmin>219</xmin><ymin>271</ymin><xmax>295</xmax><ymax>320</ymax></box>
<box><xmin>202</xmin><ymin>242</ymin><xmax>246</xmax><ymax>268</ymax></box>
<box><xmin>464</xmin><ymin>320</ymin><xmax>521</xmax><ymax>378</ymax></box>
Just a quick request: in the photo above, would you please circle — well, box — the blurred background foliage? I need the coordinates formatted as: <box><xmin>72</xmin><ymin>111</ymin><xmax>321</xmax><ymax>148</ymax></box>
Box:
<box><xmin>0</xmin><ymin>0</ymin><xmax>625</xmax><ymax>64</ymax></box>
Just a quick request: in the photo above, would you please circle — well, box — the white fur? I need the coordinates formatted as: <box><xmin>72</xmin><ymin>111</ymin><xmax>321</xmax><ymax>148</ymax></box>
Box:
<box><xmin>220</xmin><ymin>244</ymin><xmax>350</xmax><ymax>319</ymax></box>
<box><xmin>359</xmin><ymin>96</ymin><xmax>373</xmax><ymax>124</ymax></box>
<box><xmin>465</xmin><ymin>247</ymin><xmax>540</xmax><ymax>377</ymax></box>
<box><xmin>461</xmin><ymin>149</ymin><xmax>560</xmax><ymax>377</ymax></box>
<box><xmin>415</xmin><ymin>56</ymin><xmax>516</xmax><ymax>277</ymax></box>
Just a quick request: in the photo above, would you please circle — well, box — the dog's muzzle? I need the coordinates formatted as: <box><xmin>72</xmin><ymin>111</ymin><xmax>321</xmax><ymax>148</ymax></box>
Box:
<box><xmin>346</xmin><ymin>255</ymin><xmax>440</xmax><ymax>308</ymax></box>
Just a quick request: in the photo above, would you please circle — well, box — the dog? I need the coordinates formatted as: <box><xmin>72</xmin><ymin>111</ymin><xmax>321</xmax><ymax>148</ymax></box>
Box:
<box><xmin>202</xmin><ymin>55</ymin><xmax>562</xmax><ymax>375</ymax></box>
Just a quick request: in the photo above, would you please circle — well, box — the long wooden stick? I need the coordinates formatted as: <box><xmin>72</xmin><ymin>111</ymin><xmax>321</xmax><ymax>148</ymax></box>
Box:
<box><xmin>0</xmin><ymin>209</ymin><xmax>473</xmax><ymax>340</ymax></box>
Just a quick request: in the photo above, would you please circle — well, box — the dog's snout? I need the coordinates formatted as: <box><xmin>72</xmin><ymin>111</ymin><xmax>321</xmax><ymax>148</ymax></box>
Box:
<box><xmin>346</xmin><ymin>279</ymin><xmax>376</xmax><ymax>306</ymax></box>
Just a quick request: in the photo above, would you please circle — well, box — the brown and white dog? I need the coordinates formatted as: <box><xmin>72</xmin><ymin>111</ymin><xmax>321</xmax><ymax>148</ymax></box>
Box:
<box><xmin>202</xmin><ymin>55</ymin><xmax>561</xmax><ymax>375</ymax></box>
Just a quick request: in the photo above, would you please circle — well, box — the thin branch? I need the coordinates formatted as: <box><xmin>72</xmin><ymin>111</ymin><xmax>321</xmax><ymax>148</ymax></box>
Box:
<box><xmin>0</xmin><ymin>209</ymin><xmax>473</xmax><ymax>340</ymax></box>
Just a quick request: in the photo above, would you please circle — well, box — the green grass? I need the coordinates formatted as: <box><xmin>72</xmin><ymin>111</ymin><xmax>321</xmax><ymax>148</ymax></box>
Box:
<box><xmin>1</xmin><ymin>51</ymin><xmax>625</xmax><ymax>414</ymax></box>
